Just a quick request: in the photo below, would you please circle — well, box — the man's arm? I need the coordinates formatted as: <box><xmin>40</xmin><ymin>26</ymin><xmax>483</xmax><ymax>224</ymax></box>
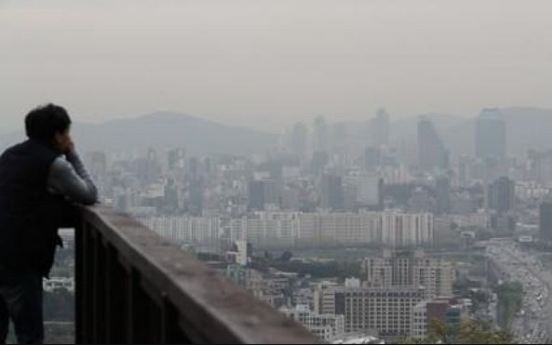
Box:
<box><xmin>47</xmin><ymin>150</ymin><xmax>98</xmax><ymax>205</ymax></box>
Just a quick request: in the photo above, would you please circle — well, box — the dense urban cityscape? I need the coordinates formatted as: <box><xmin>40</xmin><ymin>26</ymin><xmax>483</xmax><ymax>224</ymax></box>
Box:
<box><xmin>38</xmin><ymin>108</ymin><xmax>552</xmax><ymax>343</ymax></box>
<box><xmin>3</xmin><ymin>0</ymin><xmax>552</xmax><ymax>343</ymax></box>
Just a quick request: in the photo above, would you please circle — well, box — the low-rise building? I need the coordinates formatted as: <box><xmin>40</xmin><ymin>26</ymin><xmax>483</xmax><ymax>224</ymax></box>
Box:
<box><xmin>280</xmin><ymin>305</ymin><xmax>345</xmax><ymax>342</ymax></box>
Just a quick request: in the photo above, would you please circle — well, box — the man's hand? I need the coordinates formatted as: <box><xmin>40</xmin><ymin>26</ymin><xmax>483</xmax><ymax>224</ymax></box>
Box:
<box><xmin>65</xmin><ymin>138</ymin><xmax>76</xmax><ymax>156</ymax></box>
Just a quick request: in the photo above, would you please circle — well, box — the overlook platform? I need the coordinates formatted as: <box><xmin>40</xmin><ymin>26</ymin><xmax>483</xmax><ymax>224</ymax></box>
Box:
<box><xmin>75</xmin><ymin>206</ymin><xmax>317</xmax><ymax>344</ymax></box>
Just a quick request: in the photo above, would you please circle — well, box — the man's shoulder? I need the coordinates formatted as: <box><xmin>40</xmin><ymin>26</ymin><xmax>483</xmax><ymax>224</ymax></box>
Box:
<box><xmin>4</xmin><ymin>140</ymin><xmax>60</xmax><ymax>161</ymax></box>
<box><xmin>2</xmin><ymin>140</ymin><xmax>27</xmax><ymax>153</ymax></box>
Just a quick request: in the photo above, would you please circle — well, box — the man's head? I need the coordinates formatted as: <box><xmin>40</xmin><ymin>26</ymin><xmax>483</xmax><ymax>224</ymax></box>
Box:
<box><xmin>25</xmin><ymin>104</ymin><xmax>73</xmax><ymax>153</ymax></box>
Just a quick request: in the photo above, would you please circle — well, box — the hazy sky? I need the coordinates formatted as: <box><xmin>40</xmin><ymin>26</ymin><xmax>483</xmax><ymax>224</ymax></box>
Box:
<box><xmin>1</xmin><ymin>0</ymin><xmax>552</xmax><ymax>133</ymax></box>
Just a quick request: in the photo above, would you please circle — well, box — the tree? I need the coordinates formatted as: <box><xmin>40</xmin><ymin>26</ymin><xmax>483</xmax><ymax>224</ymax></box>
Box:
<box><xmin>496</xmin><ymin>282</ymin><xmax>523</xmax><ymax>328</ymax></box>
<box><xmin>279</xmin><ymin>251</ymin><xmax>293</xmax><ymax>262</ymax></box>
<box><xmin>419</xmin><ymin>319</ymin><xmax>515</xmax><ymax>345</ymax></box>
<box><xmin>457</xmin><ymin>320</ymin><xmax>513</xmax><ymax>344</ymax></box>
<box><xmin>428</xmin><ymin>319</ymin><xmax>453</xmax><ymax>344</ymax></box>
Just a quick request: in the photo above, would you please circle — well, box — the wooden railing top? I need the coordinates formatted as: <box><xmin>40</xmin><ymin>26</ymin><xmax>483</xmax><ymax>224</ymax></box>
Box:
<box><xmin>80</xmin><ymin>206</ymin><xmax>318</xmax><ymax>344</ymax></box>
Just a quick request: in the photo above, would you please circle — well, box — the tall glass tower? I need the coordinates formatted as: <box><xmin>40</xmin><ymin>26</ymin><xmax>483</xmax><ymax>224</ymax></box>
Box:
<box><xmin>417</xmin><ymin>117</ymin><xmax>449</xmax><ymax>171</ymax></box>
<box><xmin>476</xmin><ymin>108</ymin><xmax>506</xmax><ymax>160</ymax></box>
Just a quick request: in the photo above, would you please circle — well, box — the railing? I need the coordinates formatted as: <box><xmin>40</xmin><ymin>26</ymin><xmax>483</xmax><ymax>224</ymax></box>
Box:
<box><xmin>75</xmin><ymin>206</ymin><xmax>318</xmax><ymax>344</ymax></box>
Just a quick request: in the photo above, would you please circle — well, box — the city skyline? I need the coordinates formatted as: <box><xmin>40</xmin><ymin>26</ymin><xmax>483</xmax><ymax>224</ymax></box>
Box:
<box><xmin>3</xmin><ymin>1</ymin><xmax>552</xmax><ymax>343</ymax></box>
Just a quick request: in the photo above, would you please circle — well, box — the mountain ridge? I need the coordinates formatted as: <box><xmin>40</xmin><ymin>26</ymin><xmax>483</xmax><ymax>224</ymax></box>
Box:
<box><xmin>0</xmin><ymin>111</ymin><xmax>278</xmax><ymax>156</ymax></box>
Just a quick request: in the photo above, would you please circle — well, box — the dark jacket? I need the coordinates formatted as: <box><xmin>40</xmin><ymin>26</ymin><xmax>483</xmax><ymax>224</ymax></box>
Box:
<box><xmin>0</xmin><ymin>139</ymin><xmax>77</xmax><ymax>277</ymax></box>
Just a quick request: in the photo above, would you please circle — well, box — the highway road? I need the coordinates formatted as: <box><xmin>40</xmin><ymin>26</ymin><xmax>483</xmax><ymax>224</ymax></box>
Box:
<box><xmin>486</xmin><ymin>239</ymin><xmax>551</xmax><ymax>344</ymax></box>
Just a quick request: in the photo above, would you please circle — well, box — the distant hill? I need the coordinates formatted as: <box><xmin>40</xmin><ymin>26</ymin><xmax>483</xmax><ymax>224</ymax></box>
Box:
<box><xmin>3</xmin><ymin>107</ymin><xmax>552</xmax><ymax>159</ymax></box>
<box><xmin>501</xmin><ymin>107</ymin><xmax>552</xmax><ymax>156</ymax></box>
<box><xmin>0</xmin><ymin>112</ymin><xmax>278</xmax><ymax>156</ymax></box>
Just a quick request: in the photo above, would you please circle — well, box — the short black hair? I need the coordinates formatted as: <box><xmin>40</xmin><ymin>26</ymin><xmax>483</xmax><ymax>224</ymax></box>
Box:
<box><xmin>25</xmin><ymin>104</ymin><xmax>72</xmax><ymax>142</ymax></box>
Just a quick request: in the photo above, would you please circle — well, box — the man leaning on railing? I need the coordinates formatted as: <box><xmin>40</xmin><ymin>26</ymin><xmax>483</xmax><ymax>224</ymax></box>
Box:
<box><xmin>0</xmin><ymin>104</ymin><xmax>98</xmax><ymax>344</ymax></box>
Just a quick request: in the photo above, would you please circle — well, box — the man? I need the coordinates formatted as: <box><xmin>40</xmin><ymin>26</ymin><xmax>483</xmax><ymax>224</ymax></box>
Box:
<box><xmin>0</xmin><ymin>104</ymin><xmax>98</xmax><ymax>344</ymax></box>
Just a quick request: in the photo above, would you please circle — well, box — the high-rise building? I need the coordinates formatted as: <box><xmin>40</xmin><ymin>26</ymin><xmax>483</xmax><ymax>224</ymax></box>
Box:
<box><xmin>167</xmin><ymin>148</ymin><xmax>186</xmax><ymax>170</ymax></box>
<box><xmin>363</xmin><ymin>147</ymin><xmax>382</xmax><ymax>172</ymax></box>
<box><xmin>134</xmin><ymin>148</ymin><xmax>162</xmax><ymax>184</ymax></box>
<box><xmin>539</xmin><ymin>201</ymin><xmax>552</xmax><ymax>241</ymax></box>
<box><xmin>336</xmin><ymin>287</ymin><xmax>425</xmax><ymax>337</ymax></box>
<box><xmin>380</xmin><ymin>212</ymin><xmax>434</xmax><ymax>248</ymax></box>
<box><xmin>371</xmin><ymin>108</ymin><xmax>390</xmax><ymax>147</ymax></box>
<box><xmin>527</xmin><ymin>150</ymin><xmax>552</xmax><ymax>184</ymax></box>
<box><xmin>331</xmin><ymin>122</ymin><xmax>348</xmax><ymax>153</ymax></box>
<box><xmin>320</xmin><ymin>174</ymin><xmax>344</xmax><ymax>210</ymax></box>
<box><xmin>248</xmin><ymin>180</ymin><xmax>265</xmax><ymax>211</ymax></box>
<box><xmin>313</xmin><ymin>116</ymin><xmax>329</xmax><ymax>153</ymax></box>
<box><xmin>297</xmin><ymin>212</ymin><xmax>429</xmax><ymax>248</ymax></box>
<box><xmin>356</xmin><ymin>174</ymin><xmax>383</xmax><ymax>210</ymax></box>
<box><xmin>314</xmin><ymin>282</ymin><xmax>340</xmax><ymax>315</ymax></box>
<box><xmin>187</xmin><ymin>157</ymin><xmax>201</xmax><ymax>180</ymax></box>
<box><xmin>476</xmin><ymin>108</ymin><xmax>506</xmax><ymax>161</ymax></box>
<box><xmin>457</xmin><ymin>155</ymin><xmax>474</xmax><ymax>187</ymax></box>
<box><xmin>233</xmin><ymin>240</ymin><xmax>249</xmax><ymax>266</ymax></box>
<box><xmin>342</xmin><ymin>175</ymin><xmax>359</xmax><ymax>211</ymax></box>
<box><xmin>487</xmin><ymin>176</ymin><xmax>515</xmax><ymax>214</ymax></box>
<box><xmin>240</xmin><ymin>212</ymin><xmax>298</xmax><ymax>248</ymax></box>
<box><xmin>188</xmin><ymin>177</ymin><xmax>204</xmax><ymax>216</ymax></box>
<box><xmin>435</xmin><ymin>176</ymin><xmax>451</xmax><ymax>215</ymax></box>
<box><xmin>139</xmin><ymin>215</ymin><xmax>221</xmax><ymax>246</ymax></box>
<box><xmin>290</xmin><ymin>122</ymin><xmax>308</xmax><ymax>158</ymax></box>
<box><xmin>417</xmin><ymin>118</ymin><xmax>449</xmax><ymax>171</ymax></box>
<box><xmin>311</xmin><ymin>151</ymin><xmax>329</xmax><ymax>175</ymax></box>
<box><xmin>227</xmin><ymin>210</ymin><xmax>434</xmax><ymax>249</ymax></box>
<box><xmin>361</xmin><ymin>250</ymin><xmax>455</xmax><ymax>299</ymax></box>
<box><xmin>164</xmin><ymin>178</ymin><xmax>180</xmax><ymax>212</ymax></box>
<box><xmin>247</xmin><ymin>179</ymin><xmax>281</xmax><ymax>211</ymax></box>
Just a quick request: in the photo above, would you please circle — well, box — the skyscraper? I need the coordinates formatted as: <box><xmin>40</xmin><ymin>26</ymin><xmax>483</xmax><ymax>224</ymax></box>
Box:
<box><xmin>320</xmin><ymin>174</ymin><xmax>344</xmax><ymax>211</ymax></box>
<box><xmin>417</xmin><ymin>118</ymin><xmax>449</xmax><ymax>171</ymax></box>
<box><xmin>313</xmin><ymin>116</ymin><xmax>329</xmax><ymax>153</ymax></box>
<box><xmin>331</xmin><ymin>122</ymin><xmax>348</xmax><ymax>153</ymax></box>
<box><xmin>247</xmin><ymin>179</ymin><xmax>280</xmax><ymax>211</ymax></box>
<box><xmin>290</xmin><ymin>122</ymin><xmax>308</xmax><ymax>158</ymax></box>
<box><xmin>476</xmin><ymin>108</ymin><xmax>506</xmax><ymax>161</ymax></box>
<box><xmin>363</xmin><ymin>147</ymin><xmax>382</xmax><ymax>171</ymax></box>
<box><xmin>167</xmin><ymin>148</ymin><xmax>186</xmax><ymax>170</ymax></box>
<box><xmin>487</xmin><ymin>176</ymin><xmax>515</xmax><ymax>214</ymax></box>
<box><xmin>371</xmin><ymin>108</ymin><xmax>390</xmax><ymax>147</ymax></box>
<box><xmin>311</xmin><ymin>151</ymin><xmax>329</xmax><ymax>175</ymax></box>
<box><xmin>248</xmin><ymin>180</ymin><xmax>265</xmax><ymax>211</ymax></box>
<box><xmin>435</xmin><ymin>176</ymin><xmax>451</xmax><ymax>215</ymax></box>
<box><xmin>188</xmin><ymin>177</ymin><xmax>204</xmax><ymax>216</ymax></box>
<box><xmin>540</xmin><ymin>202</ymin><xmax>552</xmax><ymax>241</ymax></box>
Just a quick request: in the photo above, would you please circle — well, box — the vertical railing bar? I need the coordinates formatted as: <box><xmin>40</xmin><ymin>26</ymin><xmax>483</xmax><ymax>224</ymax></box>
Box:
<box><xmin>77</xmin><ymin>207</ymin><xmax>319</xmax><ymax>345</ymax></box>
<box><xmin>160</xmin><ymin>293</ymin><xmax>168</xmax><ymax>345</ymax></box>
<box><xmin>84</xmin><ymin>222</ymin><xmax>94</xmax><ymax>344</ymax></box>
<box><xmin>91</xmin><ymin>231</ymin><xmax>99</xmax><ymax>344</ymax></box>
<box><xmin>97</xmin><ymin>237</ymin><xmax>107</xmax><ymax>344</ymax></box>
<box><xmin>105</xmin><ymin>242</ymin><xmax>112</xmax><ymax>344</ymax></box>
<box><xmin>75</xmin><ymin>220</ymin><xmax>84</xmax><ymax>344</ymax></box>
<box><xmin>125</xmin><ymin>264</ymin><xmax>134</xmax><ymax>344</ymax></box>
<box><xmin>160</xmin><ymin>294</ymin><xmax>192</xmax><ymax>345</ymax></box>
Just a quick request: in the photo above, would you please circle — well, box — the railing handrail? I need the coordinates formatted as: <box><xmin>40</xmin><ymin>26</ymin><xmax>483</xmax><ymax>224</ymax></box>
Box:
<box><xmin>76</xmin><ymin>206</ymin><xmax>318</xmax><ymax>344</ymax></box>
